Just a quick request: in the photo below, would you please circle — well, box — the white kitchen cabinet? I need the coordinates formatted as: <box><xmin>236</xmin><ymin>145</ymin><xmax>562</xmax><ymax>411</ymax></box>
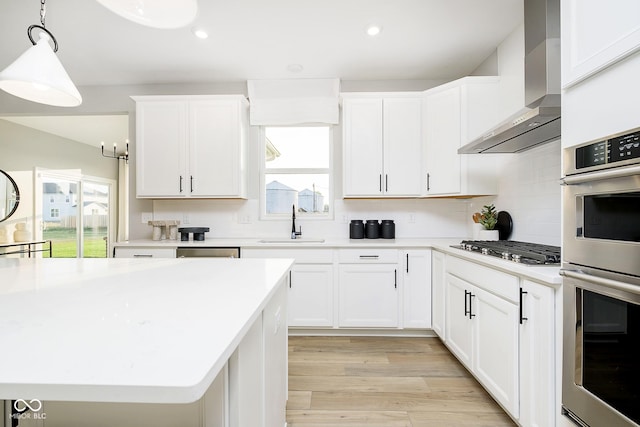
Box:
<box><xmin>519</xmin><ymin>280</ymin><xmax>555</xmax><ymax>427</ymax></box>
<box><xmin>562</xmin><ymin>0</ymin><xmax>640</xmax><ymax>88</ymax></box>
<box><xmin>242</xmin><ymin>248</ymin><xmax>334</xmax><ymax>328</ymax></box>
<box><xmin>289</xmin><ymin>264</ymin><xmax>334</xmax><ymax>327</ymax></box>
<box><xmin>473</xmin><ymin>285</ymin><xmax>519</xmax><ymax>418</ymax></box>
<box><xmin>113</xmin><ymin>246</ymin><xmax>176</xmax><ymax>258</ymax></box>
<box><xmin>342</xmin><ymin>95</ymin><xmax>422</xmax><ymax>197</ymax></box>
<box><xmin>262</xmin><ymin>279</ymin><xmax>287</xmax><ymax>427</ymax></box>
<box><xmin>134</xmin><ymin>95</ymin><xmax>248</xmax><ymax>199</ymax></box>
<box><xmin>229</xmin><ymin>314</ymin><xmax>264</xmax><ymax>427</ymax></box>
<box><xmin>339</xmin><ymin>264</ymin><xmax>399</xmax><ymax>328</ymax></box>
<box><xmin>444</xmin><ymin>255</ymin><xmax>519</xmax><ymax>417</ymax></box>
<box><xmin>338</xmin><ymin>249</ymin><xmax>399</xmax><ymax>327</ymax></box>
<box><xmin>444</xmin><ymin>273</ymin><xmax>473</xmax><ymax>368</ymax></box>
<box><xmin>423</xmin><ymin>77</ymin><xmax>502</xmax><ymax>197</ymax></box>
<box><xmin>402</xmin><ymin>249</ymin><xmax>432</xmax><ymax>329</ymax></box>
<box><xmin>431</xmin><ymin>250</ymin><xmax>446</xmax><ymax>339</ymax></box>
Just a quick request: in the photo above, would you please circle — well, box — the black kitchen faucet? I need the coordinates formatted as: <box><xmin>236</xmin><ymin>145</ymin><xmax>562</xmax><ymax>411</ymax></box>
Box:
<box><xmin>291</xmin><ymin>204</ymin><xmax>302</xmax><ymax>239</ymax></box>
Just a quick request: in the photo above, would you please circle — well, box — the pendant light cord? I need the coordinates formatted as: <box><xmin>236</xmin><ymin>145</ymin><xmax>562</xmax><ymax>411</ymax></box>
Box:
<box><xmin>40</xmin><ymin>0</ymin><xmax>47</xmax><ymax>27</ymax></box>
<box><xmin>27</xmin><ymin>0</ymin><xmax>59</xmax><ymax>52</ymax></box>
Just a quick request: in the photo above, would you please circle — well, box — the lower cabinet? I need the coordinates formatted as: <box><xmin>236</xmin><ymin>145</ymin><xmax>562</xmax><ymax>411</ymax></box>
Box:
<box><xmin>519</xmin><ymin>279</ymin><xmax>555</xmax><ymax>427</ymax></box>
<box><xmin>289</xmin><ymin>264</ymin><xmax>333</xmax><ymax>327</ymax></box>
<box><xmin>113</xmin><ymin>246</ymin><xmax>176</xmax><ymax>258</ymax></box>
<box><xmin>445</xmin><ymin>258</ymin><xmax>519</xmax><ymax>418</ymax></box>
<box><xmin>242</xmin><ymin>248</ymin><xmax>334</xmax><ymax>328</ymax></box>
<box><xmin>338</xmin><ymin>249</ymin><xmax>400</xmax><ymax>328</ymax></box>
<box><xmin>431</xmin><ymin>250</ymin><xmax>446</xmax><ymax>338</ymax></box>
<box><xmin>338</xmin><ymin>263</ymin><xmax>399</xmax><ymax>327</ymax></box>
<box><xmin>402</xmin><ymin>249</ymin><xmax>432</xmax><ymax>329</ymax></box>
<box><xmin>440</xmin><ymin>252</ymin><xmax>558</xmax><ymax>427</ymax></box>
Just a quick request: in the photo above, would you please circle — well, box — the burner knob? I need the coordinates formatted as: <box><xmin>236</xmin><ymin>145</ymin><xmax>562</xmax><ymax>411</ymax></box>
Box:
<box><xmin>512</xmin><ymin>254</ymin><xmax>521</xmax><ymax>263</ymax></box>
<box><xmin>465</xmin><ymin>244</ymin><xmax>473</xmax><ymax>251</ymax></box>
<box><xmin>481</xmin><ymin>248</ymin><xmax>489</xmax><ymax>255</ymax></box>
<box><xmin>502</xmin><ymin>251</ymin><xmax>511</xmax><ymax>260</ymax></box>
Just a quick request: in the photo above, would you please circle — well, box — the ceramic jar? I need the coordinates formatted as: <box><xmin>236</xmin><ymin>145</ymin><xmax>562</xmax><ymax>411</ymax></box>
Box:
<box><xmin>365</xmin><ymin>220</ymin><xmax>380</xmax><ymax>239</ymax></box>
<box><xmin>13</xmin><ymin>222</ymin><xmax>31</xmax><ymax>242</ymax></box>
<box><xmin>349</xmin><ymin>220</ymin><xmax>364</xmax><ymax>239</ymax></box>
<box><xmin>380</xmin><ymin>220</ymin><xmax>395</xmax><ymax>239</ymax></box>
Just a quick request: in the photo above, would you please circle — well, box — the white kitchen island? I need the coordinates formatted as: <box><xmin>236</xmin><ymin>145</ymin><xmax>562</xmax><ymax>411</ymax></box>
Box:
<box><xmin>0</xmin><ymin>257</ymin><xmax>292</xmax><ymax>427</ymax></box>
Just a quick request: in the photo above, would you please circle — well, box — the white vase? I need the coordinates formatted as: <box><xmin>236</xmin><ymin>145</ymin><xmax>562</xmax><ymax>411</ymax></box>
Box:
<box><xmin>477</xmin><ymin>229</ymin><xmax>499</xmax><ymax>241</ymax></box>
<box><xmin>13</xmin><ymin>222</ymin><xmax>31</xmax><ymax>242</ymax></box>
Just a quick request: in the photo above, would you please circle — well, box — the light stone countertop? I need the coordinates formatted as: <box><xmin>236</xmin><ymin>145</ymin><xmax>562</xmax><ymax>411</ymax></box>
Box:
<box><xmin>115</xmin><ymin>237</ymin><xmax>561</xmax><ymax>285</ymax></box>
<box><xmin>0</xmin><ymin>257</ymin><xmax>293</xmax><ymax>404</ymax></box>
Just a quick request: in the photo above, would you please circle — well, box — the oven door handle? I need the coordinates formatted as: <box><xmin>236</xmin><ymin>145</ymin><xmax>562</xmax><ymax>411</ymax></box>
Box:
<box><xmin>561</xmin><ymin>164</ymin><xmax>640</xmax><ymax>185</ymax></box>
<box><xmin>561</xmin><ymin>269</ymin><xmax>640</xmax><ymax>295</ymax></box>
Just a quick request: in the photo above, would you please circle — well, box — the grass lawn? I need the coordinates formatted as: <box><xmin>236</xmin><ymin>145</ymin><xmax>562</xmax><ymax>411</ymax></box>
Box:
<box><xmin>43</xmin><ymin>227</ymin><xmax>108</xmax><ymax>258</ymax></box>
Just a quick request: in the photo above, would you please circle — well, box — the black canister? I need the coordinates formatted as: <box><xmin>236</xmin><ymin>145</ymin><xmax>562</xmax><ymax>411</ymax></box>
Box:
<box><xmin>381</xmin><ymin>220</ymin><xmax>395</xmax><ymax>239</ymax></box>
<box><xmin>365</xmin><ymin>220</ymin><xmax>380</xmax><ymax>239</ymax></box>
<box><xmin>349</xmin><ymin>220</ymin><xmax>364</xmax><ymax>239</ymax></box>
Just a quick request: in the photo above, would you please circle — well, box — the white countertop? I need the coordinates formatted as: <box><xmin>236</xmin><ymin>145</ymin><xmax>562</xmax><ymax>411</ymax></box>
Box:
<box><xmin>0</xmin><ymin>257</ymin><xmax>293</xmax><ymax>404</ymax></box>
<box><xmin>115</xmin><ymin>237</ymin><xmax>561</xmax><ymax>285</ymax></box>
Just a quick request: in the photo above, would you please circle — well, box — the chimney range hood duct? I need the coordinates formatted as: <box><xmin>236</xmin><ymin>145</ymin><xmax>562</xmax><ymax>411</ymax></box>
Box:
<box><xmin>459</xmin><ymin>0</ymin><xmax>560</xmax><ymax>154</ymax></box>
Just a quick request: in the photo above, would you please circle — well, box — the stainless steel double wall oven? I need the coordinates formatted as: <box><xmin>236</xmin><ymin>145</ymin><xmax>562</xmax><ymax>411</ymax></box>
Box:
<box><xmin>561</xmin><ymin>127</ymin><xmax>640</xmax><ymax>427</ymax></box>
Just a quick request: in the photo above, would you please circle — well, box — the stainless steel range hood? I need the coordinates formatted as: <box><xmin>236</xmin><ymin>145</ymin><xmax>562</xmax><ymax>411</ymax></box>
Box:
<box><xmin>459</xmin><ymin>0</ymin><xmax>560</xmax><ymax>154</ymax></box>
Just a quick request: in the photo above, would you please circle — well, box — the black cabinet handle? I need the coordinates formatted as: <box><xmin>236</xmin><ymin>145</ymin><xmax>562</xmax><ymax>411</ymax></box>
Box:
<box><xmin>469</xmin><ymin>293</ymin><xmax>476</xmax><ymax>318</ymax></box>
<box><xmin>394</xmin><ymin>269</ymin><xmax>397</xmax><ymax>289</ymax></box>
<box><xmin>379</xmin><ymin>174</ymin><xmax>382</xmax><ymax>192</ymax></box>
<box><xmin>519</xmin><ymin>288</ymin><xmax>528</xmax><ymax>324</ymax></box>
<box><xmin>406</xmin><ymin>253</ymin><xmax>409</xmax><ymax>273</ymax></box>
<box><xmin>190</xmin><ymin>176</ymin><xmax>194</xmax><ymax>193</ymax></box>
<box><xmin>289</xmin><ymin>270</ymin><xmax>292</xmax><ymax>288</ymax></box>
<box><xmin>464</xmin><ymin>290</ymin><xmax>470</xmax><ymax>317</ymax></box>
<box><xmin>385</xmin><ymin>174</ymin><xmax>388</xmax><ymax>192</ymax></box>
<box><xmin>427</xmin><ymin>173</ymin><xmax>430</xmax><ymax>191</ymax></box>
<box><xmin>179</xmin><ymin>175</ymin><xmax>183</xmax><ymax>193</ymax></box>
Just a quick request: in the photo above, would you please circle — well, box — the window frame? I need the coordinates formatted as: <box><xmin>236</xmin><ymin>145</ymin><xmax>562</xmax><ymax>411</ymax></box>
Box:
<box><xmin>259</xmin><ymin>125</ymin><xmax>334</xmax><ymax>220</ymax></box>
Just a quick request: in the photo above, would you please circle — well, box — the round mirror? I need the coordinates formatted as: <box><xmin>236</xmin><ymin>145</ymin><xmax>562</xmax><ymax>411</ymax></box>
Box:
<box><xmin>0</xmin><ymin>170</ymin><xmax>20</xmax><ymax>223</ymax></box>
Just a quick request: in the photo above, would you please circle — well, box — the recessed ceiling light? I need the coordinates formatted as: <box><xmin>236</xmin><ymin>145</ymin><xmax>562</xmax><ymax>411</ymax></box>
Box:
<box><xmin>366</xmin><ymin>24</ymin><xmax>383</xmax><ymax>37</ymax></box>
<box><xmin>192</xmin><ymin>27</ymin><xmax>209</xmax><ymax>39</ymax></box>
<box><xmin>287</xmin><ymin>64</ymin><xmax>304</xmax><ymax>73</ymax></box>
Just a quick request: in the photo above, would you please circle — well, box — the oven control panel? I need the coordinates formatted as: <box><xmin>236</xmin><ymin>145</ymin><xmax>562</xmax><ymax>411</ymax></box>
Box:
<box><xmin>576</xmin><ymin>130</ymin><xmax>640</xmax><ymax>169</ymax></box>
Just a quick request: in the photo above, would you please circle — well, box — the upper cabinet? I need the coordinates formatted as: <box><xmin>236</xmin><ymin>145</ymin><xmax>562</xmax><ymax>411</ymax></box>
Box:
<box><xmin>562</xmin><ymin>0</ymin><xmax>640</xmax><ymax>88</ymax></box>
<box><xmin>342</xmin><ymin>94</ymin><xmax>422</xmax><ymax>198</ymax></box>
<box><xmin>423</xmin><ymin>77</ymin><xmax>504</xmax><ymax>197</ymax></box>
<box><xmin>133</xmin><ymin>95</ymin><xmax>248</xmax><ymax>199</ymax></box>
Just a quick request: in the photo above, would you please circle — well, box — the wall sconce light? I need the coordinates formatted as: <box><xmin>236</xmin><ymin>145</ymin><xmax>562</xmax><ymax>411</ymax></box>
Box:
<box><xmin>0</xmin><ymin>0</ymin><xmax>82</xmax><ymax>107</ymax></box>
<box><xmin>101</xmin><ymin>140</ymin><xmax>129</xmax><ymax>163</ymax></box>
<box><xmin>96</xmin><ymin>0</ymin><xmax>198</xmax><ymax>29</ymax></box>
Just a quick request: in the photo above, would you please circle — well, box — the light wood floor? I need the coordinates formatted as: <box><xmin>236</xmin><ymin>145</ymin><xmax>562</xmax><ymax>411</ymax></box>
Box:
<box><xmin>287</xmin><ymin>336</ymin><xmax>516</xmax><ymax>427</ymax></box>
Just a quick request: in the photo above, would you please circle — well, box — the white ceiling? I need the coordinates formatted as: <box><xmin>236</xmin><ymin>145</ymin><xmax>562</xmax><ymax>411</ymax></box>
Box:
<box><xmin>0</xmin><ymin>0</ymin><xmax>523</xmax><ymax>145</ymax></box>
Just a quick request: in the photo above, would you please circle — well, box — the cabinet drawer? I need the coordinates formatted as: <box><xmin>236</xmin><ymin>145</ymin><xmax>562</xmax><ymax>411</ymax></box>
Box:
<box><xmin>446</xmin><ymin>255</ymin><xmax>518</xmax><ymax>303</ymax></box>
<box><xmin>242</xmin><ymin>248</ymin><xmax>333</xmax><ymax>264</ymax></box>
<box><xmin>114</xmin><ymin>247</ymin><xmax>176</xmax><ymax>258</ymax></box>
<box><xmin>338</xmin><ymin>249</ymin><xmax>398</xmax><ymax>264</ymax></box>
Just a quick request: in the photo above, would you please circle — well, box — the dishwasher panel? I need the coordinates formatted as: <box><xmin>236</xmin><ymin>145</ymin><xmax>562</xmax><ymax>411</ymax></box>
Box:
<box><xmin>176</xmin><ymin>247</ymin><xmax>240</xmax><ymax>258</ymax></box>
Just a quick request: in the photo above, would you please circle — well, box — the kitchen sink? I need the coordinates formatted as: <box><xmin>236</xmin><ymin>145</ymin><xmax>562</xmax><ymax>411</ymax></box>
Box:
<box><xmin>258</xmin><ymin>238</ymin><xmax>325</xmax><ymax>244</ymax></box>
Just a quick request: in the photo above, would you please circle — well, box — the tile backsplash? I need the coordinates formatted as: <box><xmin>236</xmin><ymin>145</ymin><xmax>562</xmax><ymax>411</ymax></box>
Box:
<box><xmin>489</xmin><ymin>139</ymin><xmax>562</xmax><ymax>246</ymax></box>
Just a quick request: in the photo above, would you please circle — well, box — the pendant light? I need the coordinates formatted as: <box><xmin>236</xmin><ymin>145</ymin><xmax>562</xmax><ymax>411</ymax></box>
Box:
<box><xmin>95</xmin><ymin>0</ymin><xmax>198</xmax><ymax>29</ymax></box>
<box><xmin>0</xmin><ymin>0</ymin><xmax>82</xmax><ymax>107</ymax></box>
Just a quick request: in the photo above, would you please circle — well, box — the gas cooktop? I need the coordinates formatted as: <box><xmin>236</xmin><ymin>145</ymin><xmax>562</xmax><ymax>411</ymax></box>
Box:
<box><xmin>450</xmin><ymin>240</ymin><xmax>561</xmax><ymax>265</ymax></box>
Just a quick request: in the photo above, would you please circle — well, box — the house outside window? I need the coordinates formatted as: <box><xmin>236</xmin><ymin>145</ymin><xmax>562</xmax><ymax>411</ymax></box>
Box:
<box><xmin>50</xmin><ymin>208</ymin><xmax>59</xmax><ymax>218</ymax></box>
<box><xmin>262</xmin><ymin>126</ymin><xmax>332</xmax><ymax>218</ymax></box>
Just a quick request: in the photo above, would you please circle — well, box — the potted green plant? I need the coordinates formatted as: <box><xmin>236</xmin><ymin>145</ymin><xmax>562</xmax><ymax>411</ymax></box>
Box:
<box><xmin>478</xmin><ymin>204</ymin><xmax>499</xmax><ymax>240</ymax></box>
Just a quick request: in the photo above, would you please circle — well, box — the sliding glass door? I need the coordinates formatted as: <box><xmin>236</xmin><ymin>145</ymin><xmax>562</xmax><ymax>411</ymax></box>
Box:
<box><xmin>37</xmin><ymin>170</ymin><xmax>114</xmax><ymax>258</ymax></box>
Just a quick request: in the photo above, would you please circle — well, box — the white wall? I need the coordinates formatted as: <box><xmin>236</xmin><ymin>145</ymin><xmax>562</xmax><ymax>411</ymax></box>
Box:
<box><xmin>472</xmin><ymin>140</ymin><xmax>561</xmax><ymax>246</ymax></box>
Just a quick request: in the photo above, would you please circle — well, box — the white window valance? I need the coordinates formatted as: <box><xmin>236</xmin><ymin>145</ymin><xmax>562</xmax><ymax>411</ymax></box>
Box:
<box><xmin>247</xmin><ymin>78</ymin><xmax>340</xmax><ymax>125</ymax></box>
